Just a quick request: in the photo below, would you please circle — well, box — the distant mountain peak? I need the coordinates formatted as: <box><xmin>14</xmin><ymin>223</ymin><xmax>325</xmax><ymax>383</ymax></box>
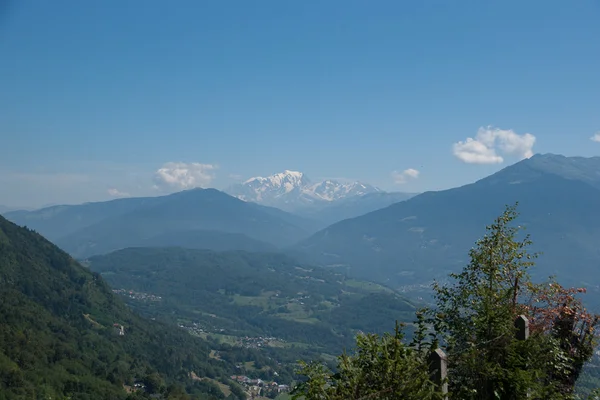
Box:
<box><xmin>478</xmin><ymin>154</ymin><xmax>600</xmax><ymax>190</ymax></box>
<box><xmin>226</xmin><ymin>170</ymin><xmax>382</xmax><ymax>211</ymax></box>
<box><xmin>283</xmin><ymin>169</ymin><xmax>303</xmax><ymax>177</ymax></box>
<box><xmin>244</xmin><ymin>170</ymin><xmax>308</xmax><ymax>186</ymax></box>
<box><xmin>526</xmin><ymin>153</ymin><xmax>600</xmax><ymax>163</ymax></box>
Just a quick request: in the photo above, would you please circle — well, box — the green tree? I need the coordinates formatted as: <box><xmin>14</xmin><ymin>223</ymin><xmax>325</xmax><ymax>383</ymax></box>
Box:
<box><xmin>166</xmin><ymin>383</ymin><xmax>191</xmax><ymax>400</ymax></box>
<box><xmin>423</xmin><ymin>203</ymin><xmax>599</xmax><ymax>399</ymax></box>
<box><xmin>291</xmin><ymin>323</ymin><xmax>441</xmax><ymax>400</ymax></box>
<box><xmin>293</xmin><ymin>204</ymin><xmax>599</xmax><ymax>400</ymax></box>
<box><xmin>143</xmin><ymin>372</ymin><xmax>166</xmax><ymax>395</ymax></box>
<box><xmin>522</xmin><ymin>279</ymin><xmax>599</xmax><ymax>396</ymax></box>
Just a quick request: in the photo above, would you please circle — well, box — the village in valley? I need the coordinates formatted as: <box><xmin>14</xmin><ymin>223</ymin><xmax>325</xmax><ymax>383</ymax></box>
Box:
<box><xmin>112</xmin><ymin>288</ymin><xmax>163</xmax><ymax>302</ymax></box>
<box><xmin>111</xmin><ymin>289</ymin><xmax>294</xmax><ymax>398</ymax></box>
<box><xmin>230</xmin><ymin>375</ymin><xmax>290</xmax><ymax>399</ymax></box>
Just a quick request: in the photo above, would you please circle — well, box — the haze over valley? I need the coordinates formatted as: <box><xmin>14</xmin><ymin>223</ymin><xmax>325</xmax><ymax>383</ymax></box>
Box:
<box><xmin>6</xmin><ymin>153</ymin><xmax>600</xmax><ymax>298</ymax></box>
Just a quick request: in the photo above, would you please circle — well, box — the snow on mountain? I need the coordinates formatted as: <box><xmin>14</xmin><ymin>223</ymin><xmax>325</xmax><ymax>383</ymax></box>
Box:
<box><xmin>225</xmin><ymin>170</ymin><xmax>382</xmax><ymax>211</ymax></box>
<box><xmin>307</xmin><ymin>180</ymin><xmax>381</xmax><ymax>201</ymax></box>
<box><xmin>239</xmin><ymin>170</ymin><xmax>311</xmax><ymax>202</ymax></box>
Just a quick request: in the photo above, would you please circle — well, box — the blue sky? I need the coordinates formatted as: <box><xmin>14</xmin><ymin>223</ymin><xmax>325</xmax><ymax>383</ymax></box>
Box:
<box><xmin>1</xmin><ymin>0</ymin><xmax>599</xmax><ymax>208</ymax></box>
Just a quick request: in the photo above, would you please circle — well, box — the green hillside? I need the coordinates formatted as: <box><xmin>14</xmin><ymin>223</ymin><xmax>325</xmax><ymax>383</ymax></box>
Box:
<box><xmin>87</xmin><ymin>247</ymin><xmax>417</xmax><ymax>357</ymax></box>
<box><xmin>0</xmin><ymin>215</ymin><xmax>246</xmax><ymax>399</ymax></box>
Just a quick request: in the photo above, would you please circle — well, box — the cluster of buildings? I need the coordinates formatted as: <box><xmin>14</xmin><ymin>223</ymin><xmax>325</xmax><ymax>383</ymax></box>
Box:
<box><xmin>178</xmin><ymin>321</ymin><xmax>225</xmax><ymax>336</ymax></box>
<box><xmin>112</xmin><ymin>288</ymin><xmax>162</xmax><ymax>302</ymax></box>
<box><xmin>230</xmin><ymin>376</ymin><xmax>290</xmax><ymax>397</ymax></box>
<box><xmin>178</xmin><ymin>322</ymin><xmax>206</xmax><ymax>336</ymax></box>
<box><xmin>176</xmin><ymin>321</ymin><xmax>284</xmax><ymax>351</ymax></box>
<box><xmin>288</xmin><ymin>293</ymin><xmax>311</xmax><ymax>306</ymax></box>
<box><xmin>239</xmin><ymin>335</ymin><xmax>283</xmax><ymax>349</ymax></box>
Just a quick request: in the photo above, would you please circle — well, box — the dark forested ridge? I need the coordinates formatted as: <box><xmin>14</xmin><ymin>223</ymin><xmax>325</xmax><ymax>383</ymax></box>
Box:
<box><xmin>297</xmin><ymin>154</ymin><xmax>600</xmax><ymax>298</ymax></box>
<box><xmin>87</xmin><ymin>247</ymin><xmax>417</xmax><ymax>357</ymax></box>
<box><xmin>3</xmin><ymin>196</ymin><xmax>161</xmax><ymax>242</ymax></box>
<box><xmin>0</xmin><ymin>215</ymin><xmax>249</xmax><ymax>399</ymax></box>
<box><xmin>5</xmin><ymin>188</ymin><xmax>318</xmax><ymax>259</ymax></box>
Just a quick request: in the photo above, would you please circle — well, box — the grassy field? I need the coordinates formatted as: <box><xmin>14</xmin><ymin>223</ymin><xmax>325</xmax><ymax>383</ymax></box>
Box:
<box><xmin>196</xmin><ymin>332</ymin><xmax>239</xmax><ymax>346</ymax></box>
<box><xmin>344</xmin><ymin>279</ymin><xmax>395</xmax><ymax>293</ymax></box>
<box><xmin>212</xmin><ymin>380</ymin><xmax>232</xmax><ymax>397</ymax></box>
<box><xmin>232</xmin><ymin>290</ymin><xmax>337</xmax><ymax>326</ymax></box>
<box><xmin>231</xmin><ymin>293</ymin><xmax>274</xmax><ymax>307</ymax></box>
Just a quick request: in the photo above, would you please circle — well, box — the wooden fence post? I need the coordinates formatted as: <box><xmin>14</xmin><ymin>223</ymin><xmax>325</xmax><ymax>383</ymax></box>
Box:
<box><xmin>515</xmin><ymin>315</ymin><xmax>529</xmax><ymax>341</ymax></box>
<box><xmin>428</xmin><ymin>348</ymin><xmax>448</xmax><ymax>398</ymax></box>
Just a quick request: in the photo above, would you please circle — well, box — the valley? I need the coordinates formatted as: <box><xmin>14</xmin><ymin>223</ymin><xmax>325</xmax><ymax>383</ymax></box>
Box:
<box><xmin>10</xmin><ymin>155</ymin><xmax>600</xmax><ymax>305</ymax></box>
<box><xmin>5</xmin><ymin>154</ymin><xmax>600</xmax><ymax>398</ymax></box>
<box><xmin>87</xmin><ymin>247</ymin><xmax>417</xmax><ymax>360</ymax></box>
<box><xmin>0</xmin><ymin>216</ymin><xmax>250</xmax><ymax>399</ymax></box>
<box><xmin>3</xmin><ymin>4</ymin><xmax>599</xmax><ymax>397</ymax></box>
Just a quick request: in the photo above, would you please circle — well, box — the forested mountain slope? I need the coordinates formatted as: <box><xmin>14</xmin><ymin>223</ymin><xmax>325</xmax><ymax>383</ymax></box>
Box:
<box><xmin>6</xmin><ymin>188</ymin><xmax>317</xmax><ymax>258</ymax></box>
<box><xmin>0</xmin><ymin>215</ymin><xmax>243</xmax><ymax>399</ymax></box>
<box><xmin>297</xmin><ymin>154</ymin><xmax>600</xmax><ymax>293</ymax></box>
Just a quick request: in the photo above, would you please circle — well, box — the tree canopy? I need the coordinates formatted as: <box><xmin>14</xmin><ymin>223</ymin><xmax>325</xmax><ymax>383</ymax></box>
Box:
<box><xmin>0</xmin><ymin>215</ymin><xmax>244</xmax><ymax>399</ymax></box>
<box><xmin>293</xmin><ymin>204</ymin><xmax>600</xmax><ymax>400</ymax></box>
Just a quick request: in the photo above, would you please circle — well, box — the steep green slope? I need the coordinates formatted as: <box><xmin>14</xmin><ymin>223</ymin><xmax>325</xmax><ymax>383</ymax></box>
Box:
<box><xmin>87</xmin><ymin>247</ymin><xmax>417</xmax><ymax>356</ymax></box>
<box><xmin>296</xmin><ymin>154</ymin><xmax>600</xmax><ymax>293</ymax></box>
<box><xmin>0</xmin><ymin>216</ymin><xmax>241</xmax><ymax>399</ymax></box>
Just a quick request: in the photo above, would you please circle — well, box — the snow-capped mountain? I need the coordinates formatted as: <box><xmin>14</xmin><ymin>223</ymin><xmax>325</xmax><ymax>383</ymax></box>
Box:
<box><xmin>307</xmin><ymin>179</ymin><xmax>382</xmax><ymax>201</ymax></box>
<box><xmin>235</xmin><ymin>170</ymin><xmax>312</xmax><ymax>203</ymax></box>
<box><xmin>225</xmin><ymin>170</ymin><xmax>382</xmax><ymax>212</ymax></box>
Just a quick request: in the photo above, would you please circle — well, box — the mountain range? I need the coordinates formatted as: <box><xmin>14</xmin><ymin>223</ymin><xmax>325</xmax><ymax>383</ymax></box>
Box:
<box><xmin>297</xmin><ymin>154</ymin><xmax>600</xmax><ymax>298</ymax></box>
<box><xmin>225</xmin><ymin>170</ymin><xmax>388</xmax><ymax>213</ymax></box>
<box><xmin>0</xmin><ymin>210</ymin><xmax>420</xmax><ymax>399</ymax></box>
<box><xmin>4</xmin><ymin>178</ymin><xmax>416</xmax><ymax>258</ymax></box>
<box><xmin>5</xmin><ymin>189</ymin><xmax>318</xmax><ymax>258</ymax></box>
<box><xmin>4</xmin><ymin>153</ymin><xmax>600</xmax><ymax>396</ymax></box>
<box><xmin>6</xmin><ymin>154</ymin><xmax>600</xmax><ymax>303</ymax></box>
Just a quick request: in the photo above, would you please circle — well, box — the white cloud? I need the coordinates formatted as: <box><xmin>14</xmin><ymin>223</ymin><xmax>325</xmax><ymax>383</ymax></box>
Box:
<box><xmin>453</xmin><ymin>126</ymin><xmax>536</xmax><ymax>164</ymax></box>
<box><xmin>107</xmin><ymin>188</ymin><xmax>130</xmax><ymax>197</ymax></box>
<box><xmin>590</xmin><ymin>132</ymin><xmax>600</xmax><ymax>142</ymax></box>
<box><xmin>392</xmin><ymin>168</ymin><xmax>420</xmax><ymax>184</ymax></box>
<box><xmin>153</xmin><ymin>162</ymin><xmax>217</xmax><ymax>191</ymax></box>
